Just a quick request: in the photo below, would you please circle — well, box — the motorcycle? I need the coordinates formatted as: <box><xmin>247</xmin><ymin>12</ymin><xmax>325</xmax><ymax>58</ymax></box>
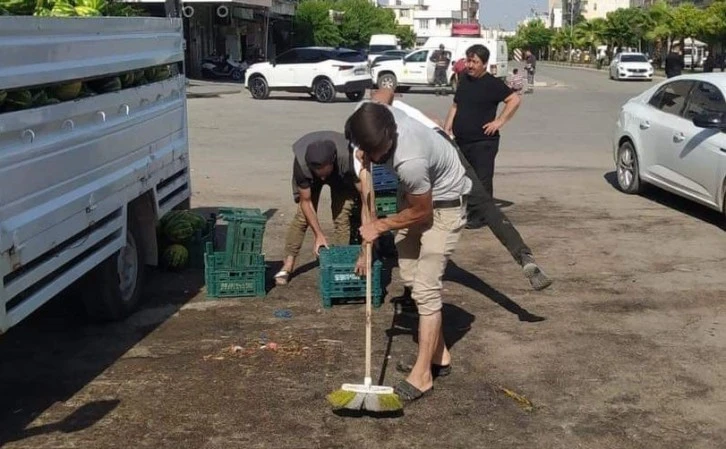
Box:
<box><xmin>200</xmin><ymin>54</ymin><xmax>248</xmax><ymax>81</ymax></box>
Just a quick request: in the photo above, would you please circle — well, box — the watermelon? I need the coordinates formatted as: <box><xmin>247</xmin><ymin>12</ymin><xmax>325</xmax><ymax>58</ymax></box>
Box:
<box><xmin>144</xmin><ymin>67</ymin><xmax>158</xmax><ymax>82</ymax></box>
<box><xmin>185</xmin><ymin>212</ymin><xmax>208</xmax><ymax>232</ymax></box>
<box><xmin>4</xmin><ymin>90</ymin><xmax>32</xmax><ymax>111</ymax></box>
<box><xmin>88</xmin><ymin>76</ymin><xmax>122</xmax><ymax>94</ymax></box>
<box><xmin>120</xmin><ymin>72</ymin><xmax>135</xmax><ymax>88</ymax></box>
<box><xmin>133</xmin><ymin>70</ymin><xmax>147</xmax><ymax>86</ymax></box>
<box><xmin>51</xmin><ymin>81</ymin><xmax>83</xmax><ymax>101</ymax></box>
<box><xmin>162</xmin><ymin>244</ymin><xmax>189</xmax><ymax>270</ymax></box>
<box><xmin>160</xmin><ymin>210</ymin><xmax>188</xmax><ymax>228</ymax></box>
<box><xmin>152</xmin><ymin>65</ymin><xmax>171</xmax><ymax>82</ymax></box>
<box><xmin>31</xmin><ymin>89</ymin><xmax>48</xmax><ymax>106</ymax></box>
<box><xmin>164</xmin><ymin>219</ymin><xmax>195</xmax><ymax>243</ymax></box>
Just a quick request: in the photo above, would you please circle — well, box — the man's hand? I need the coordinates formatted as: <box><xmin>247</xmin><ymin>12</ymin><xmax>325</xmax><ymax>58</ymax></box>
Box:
<box><xmin>483</xmin><ymin>119</ymin><xmax>505</xmax><ymax>136</ymax></box>
<box><xmin>354</xmin><ymin>251</ymin><xmax>367</xmax><ymax>276</ymax></box>
<box><xmin>359</xmin><ymin>220</ymin><xmax>385</xmax><ymax>243</ymax></box>
<box><xmin>313</xmin><ymin>234</ymin><xmax>329</xmax><ymax>256</ymax></box>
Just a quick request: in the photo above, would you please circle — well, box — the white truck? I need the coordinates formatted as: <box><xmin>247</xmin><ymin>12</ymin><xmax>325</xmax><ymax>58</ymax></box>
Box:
<box><xmin>367</xmin><ymin>34</ymin><xmax>400</xmax><ymax>64</ymax></box>
<box><xmin>370</xmin><ymin>37</ymin><xmax>508</xmax><ymax>92</ymax></box>
<box><xmin>0</xmin><ymin>16</ymin><xmax>191</xmax><ymax>333</ymax></box>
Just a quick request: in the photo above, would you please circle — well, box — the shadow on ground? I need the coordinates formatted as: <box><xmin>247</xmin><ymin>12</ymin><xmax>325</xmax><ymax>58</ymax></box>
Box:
<box><xmin>604</xmin><ymin>171</ymin><xmax>725</xmax><ymax>229</ymax></box>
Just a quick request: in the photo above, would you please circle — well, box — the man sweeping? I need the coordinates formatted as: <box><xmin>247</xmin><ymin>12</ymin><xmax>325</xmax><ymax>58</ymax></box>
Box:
<box><xmin>345</xmin><ymin>101</ymin><xmax>472</xmax><ymax>402</ymax></box>
<box><xmin>274</xmin><ymin>131</ymin><xmax>359</xmax><ymax>286</ymax></box>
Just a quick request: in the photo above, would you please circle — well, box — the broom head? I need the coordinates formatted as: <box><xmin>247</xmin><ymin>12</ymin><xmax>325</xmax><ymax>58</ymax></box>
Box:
<box><xmin>327</xmin><ymin>381</ymin><xmax>402</xmax><ymax>412</ymax></box>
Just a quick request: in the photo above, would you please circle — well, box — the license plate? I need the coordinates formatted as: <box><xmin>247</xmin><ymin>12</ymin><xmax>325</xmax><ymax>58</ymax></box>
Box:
<box><xmin>354</xmin><ymin>68</ymin><xmax>366</xmax><ymax>75</ymax></box>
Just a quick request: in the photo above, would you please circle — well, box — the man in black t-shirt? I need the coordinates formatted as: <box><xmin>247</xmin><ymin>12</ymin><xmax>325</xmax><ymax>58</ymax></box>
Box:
<box><xmin>274</xmin><ymin>131</ymin><xmax>360</xmax><ymax>286</ymax></box>
<box><xmin>444</xmin><ymin>44</ymin><xmax>521</xmax><ymax>200</ymax></box>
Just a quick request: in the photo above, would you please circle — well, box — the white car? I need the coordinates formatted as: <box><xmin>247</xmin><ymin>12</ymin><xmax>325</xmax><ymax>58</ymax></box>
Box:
<box><xmin>613</xmin><ymin>73</ymin><xmax>726</xmax><ymax>215</ymax></box>
<box><xmin>245</xmin><ymin>47</ymin><xmax>372</xmax><ymax>103</ymax></box>
<box><xmin>609</xmin><ymin>52</ymin><xmax>654</xmax><ymax>81</ymax></box>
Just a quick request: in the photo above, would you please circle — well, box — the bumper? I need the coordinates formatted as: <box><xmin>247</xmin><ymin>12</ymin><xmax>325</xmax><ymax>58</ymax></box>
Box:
<box><xmin>618</xmin><ymin>72</ymin><xmax>653</xmax><ymax>79</ymax></box>
<box><xmin>336</xmin><ymin>78</ymin><xmax>373</xmax><ymax>93</ymax></box>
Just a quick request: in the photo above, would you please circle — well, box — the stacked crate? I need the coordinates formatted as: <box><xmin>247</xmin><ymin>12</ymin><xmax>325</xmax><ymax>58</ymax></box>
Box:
<box><xmin>204</xmin><ymin>207</ymin><xmax>267</xmax><ymax>298</ymax></box>
<box><xmin>349</xmin><ymin>164</ymin><xmax>399</xmax><ymax>244</ymax></box>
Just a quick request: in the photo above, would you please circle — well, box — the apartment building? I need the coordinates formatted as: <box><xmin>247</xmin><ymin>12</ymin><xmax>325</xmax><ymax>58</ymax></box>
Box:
<box><xmin>382</xmin><ymin>0</ymin><xmax>478</xmax><ymax>45</ymax></box>
<box><xmin>581</xmin><ymin>0</ymin><xmax>630</xmax><ymax>20</ymax></box>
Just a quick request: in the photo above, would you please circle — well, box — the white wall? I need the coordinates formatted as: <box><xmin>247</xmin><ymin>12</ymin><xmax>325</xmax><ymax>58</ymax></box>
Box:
<box><xmin>582</xmin><ymin>0</ymin><xmax>630</xmax><ymax>20</ymax></box>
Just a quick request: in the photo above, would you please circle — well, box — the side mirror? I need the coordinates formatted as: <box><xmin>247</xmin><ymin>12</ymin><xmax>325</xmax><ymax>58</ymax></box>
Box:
<box><xmin>693</xmin><ymin>112</ymin><xmax>725</xmax><ymax>130</ymax></box>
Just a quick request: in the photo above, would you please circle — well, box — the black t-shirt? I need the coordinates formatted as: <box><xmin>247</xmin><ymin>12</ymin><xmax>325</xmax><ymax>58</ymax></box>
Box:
<box><xmin>453</xmin><ymin>73</ymin><xmax>513</xmax><ymax>144</ymax></box>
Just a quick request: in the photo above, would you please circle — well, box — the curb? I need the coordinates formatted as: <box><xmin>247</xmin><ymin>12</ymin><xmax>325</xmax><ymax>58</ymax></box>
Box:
<box><xmin>540</xmin><ymin>62</ymin><xmax>667</xmax><ymax>80</ymax></box>
<box><xmin>187</xmin><ymin>88</ymin><xmax>242</xmax><ymax>98</ymax></box>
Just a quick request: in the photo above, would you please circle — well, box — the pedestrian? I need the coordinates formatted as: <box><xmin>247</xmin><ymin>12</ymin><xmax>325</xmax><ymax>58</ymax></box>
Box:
<box><xmin>363</xmin><ymin>88</ymin><xmax>552</xmax><ymax>291</ymax></box>
<box><xmin>524</xmin><ymin>49</ymin><xmax>536</xmax><ymax>93</ymax></box>
<box><xmin>704</xmin><ymin>53</ymin><xmax>715</xmax><ymax>73</ymax></box>
<box><xmin>453</xmin><ymin>56</ymin><xmax>467</xmax><ymax>88</ymax></box>
<box><xmin>345</xmin><ymin>101</ymin><xmax>472</xmax><ymax>402</ymax></box>
<box><xmin>665</xmin><ymin>46</ymin><xmax>684</xmax><ymax>78</ymax></box>
<box><xmin>429</xmin><ymin>44</ymin><xmax>452</xmax><ymax>96</ymax></box>
<box><xmin>274</xmin><ymin>131</ymin><xmax>359</xmax><ymax>286</ymax></box>
<box><xmin>444</xmin><ymin>44</ymin><xmax>521</xmax><ymax>199</ymax></box>
<box><xmin>508</xmin><ymin>68</ymin><xmax>525</xmax><ymax>95</ymax></box>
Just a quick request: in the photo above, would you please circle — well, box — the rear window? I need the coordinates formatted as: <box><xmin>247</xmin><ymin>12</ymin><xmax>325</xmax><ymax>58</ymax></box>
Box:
<box><xmin>621</xmin><ymin>54</ymin><xmax>648</xmax><ymax>63</ymax></box>
<box><xmin>332</xmin><ymin>51</ymin><xmax>366</xmax><ymax>62</ymax></box>
<box><xmin>369</xmin><ymin>45</ymin><xmax>397</xmax><ymax>54</ymax></box>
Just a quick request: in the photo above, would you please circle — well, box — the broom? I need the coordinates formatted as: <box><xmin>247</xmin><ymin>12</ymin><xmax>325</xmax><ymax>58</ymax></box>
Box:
<box><xmin>326</xmin><ymin>163</ymin><xmax>403</xmax><ymax>413</ymax></box>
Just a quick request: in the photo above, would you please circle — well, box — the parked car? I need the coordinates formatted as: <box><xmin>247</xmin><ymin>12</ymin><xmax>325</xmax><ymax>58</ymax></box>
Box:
<box><xmin>613</xmin><ymin>73</ymin><xmax>726</xmax><ymax>216</ymax></box>
<box><xmin>371</xmin><ymin>49</ymin><xmax>409</xmax><ymax>66</ymax></box>
<box><xmin>245</xmin><ymin>47</ymin><xmax>372</xmax><ymax>103</ymax></box>
<box><xmin>609</xmin><ymin>52</ymin><xmax>654</xmax><ymax>81</ymax></box>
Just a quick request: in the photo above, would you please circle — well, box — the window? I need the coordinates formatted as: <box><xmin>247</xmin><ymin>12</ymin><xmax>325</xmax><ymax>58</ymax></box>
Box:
<box><xmin>683</xmin><ymin>82</ymin><xmax>726</xmax><ymax>119</ymax></box>
<box><xmin>405</xmin><ymin>50</ymin><xmax>428</xmax><ymax>63</ymax></box>
<box><xmin>331</xmin><ymin>50</ymin><xmax>366</xmax><ymax>62</ymax></box>
<box><xmin>297</xmin><ymin>49</ymin><xmax>324</xmax><ymax>63</ymax></box>
<box><xmin>419</xmin><ymin>19</ymin><xmax>429</xmax><ymax>29</ymax></box>
<box><xmin>400</xmin><ymin>9</ymin><xmax>409</xmax><ymax>18</ymax></box>
<box><xmin>436</xmin><ymin>19</ymin><xmax>451</xmax><ymax>27</ymax></box>
<box><xmin>648</xmin><ymin>80</ymin><xmax>694</xmax><ymax>116</ymax></box>
<box><xmin>274</xmin><ymin>49</ymin><xmax>299</xmax><ymax>64</ymax></box>
<box><xmin>620</xmin><ymin>54</ymin><xmax>648</xmax><ymax>63</ymax></box>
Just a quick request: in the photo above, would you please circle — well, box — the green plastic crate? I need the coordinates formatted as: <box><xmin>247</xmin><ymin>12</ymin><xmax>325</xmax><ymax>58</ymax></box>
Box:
<box><xmin>204</xmin><ymin>242</ymin><xmax>266</xmax><ymax>298</ymax></box>
<box><xmin>218</xmin><ymin>207</ymin><xmax>267</xmax><ymax>266</ymax></box>
<box><xmin>318</xmin><ymin>245</ymin><xmax>382</xmax><ymax>308</ymax></box>
<box><xmin>375</xmin><ymin>195</ymin><xmax>397</xmax><ymax>217</ymax></box>
<box><xmin>188</xmin><ymin>217</ymin><xmax>217</xmax><ymax>269</ymax></box>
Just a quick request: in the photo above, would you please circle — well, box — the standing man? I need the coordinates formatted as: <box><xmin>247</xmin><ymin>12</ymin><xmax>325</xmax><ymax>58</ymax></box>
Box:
<box><xmin>274</xmin><ymin>131</ymin><xmax>359</xmax><ymax>286</ymax></box>
<box><xmin>346</xmin><ymin>102</ymin><xmax>472</xmax><ymax>402</ymax></box>
<box><xmin>429</xmin><ymin>44</ymin><xmax>452</xmax><ymax>96</ymax></box>
<box><xmin>444</xmin><ymin>44</ymin><xmax>521</xmax><ymax>199</ymax></box>
<box><xmin>524</xmin><ymin>49</ymin><xmax>536</xmax><ymax>93</ymax></box>
<box><xmin>665</xmin><ymin>46</ymin><xmax>684</xmax><ymax>78</ymax></box>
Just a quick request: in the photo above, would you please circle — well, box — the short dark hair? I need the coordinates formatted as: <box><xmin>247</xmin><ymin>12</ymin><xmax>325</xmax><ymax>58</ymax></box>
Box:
<box><xmin>466</xmin><ymin>44</ymin><xmax>490</xmax><ymax>64</ymax></box>
<box><xmin>345</xmin><ymin>102</ymin><xmax>397</xmax><ymax>154</ymax></box>
<box><xmin>513</xmin><ymin>68</ymin><xmax>519</xmax><ymax>74</ymax></box>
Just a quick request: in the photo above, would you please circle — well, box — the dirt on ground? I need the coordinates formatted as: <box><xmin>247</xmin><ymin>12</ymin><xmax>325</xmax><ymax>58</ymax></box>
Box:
<box><xmin>1</xmin><ymin>75</ymin><xmax>725</xmax><ymax>449</ymax></box>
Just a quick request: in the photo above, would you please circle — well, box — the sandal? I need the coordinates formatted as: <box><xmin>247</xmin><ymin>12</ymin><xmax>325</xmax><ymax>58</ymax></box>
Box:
<box><xmin>274</xmin><ymin>270</ymin><xmax>290</xmax><ymax>286</ymax></box>
<box><xmin>394</xmin><ymin>380</ymin><xmax>433</xmax><ymax>402</ymax></box>
<box><xmin>395</xmin><ymin>361</ymin><xmax>452</xmax><ymax>378</ymax></box>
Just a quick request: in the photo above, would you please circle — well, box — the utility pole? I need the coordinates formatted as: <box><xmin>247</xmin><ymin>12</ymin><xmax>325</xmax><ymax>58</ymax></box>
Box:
<box><xmin>568</xmin><ymin>0</ymin><xmax>574</xmax><ymax>62</ymax></box>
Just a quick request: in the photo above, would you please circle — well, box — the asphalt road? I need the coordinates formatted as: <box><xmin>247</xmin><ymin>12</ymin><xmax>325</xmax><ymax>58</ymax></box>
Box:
<box><xmin>2</xmin><ymin>66</ymin><xmax>725</xmax><ymax>449</ymax></box>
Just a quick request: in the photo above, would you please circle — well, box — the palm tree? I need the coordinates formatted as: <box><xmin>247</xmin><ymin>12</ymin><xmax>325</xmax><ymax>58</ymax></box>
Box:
<box><xmin>573</xmin><ymin>17</ymin><xmax>607</xmax><ymax>56</ymax></box>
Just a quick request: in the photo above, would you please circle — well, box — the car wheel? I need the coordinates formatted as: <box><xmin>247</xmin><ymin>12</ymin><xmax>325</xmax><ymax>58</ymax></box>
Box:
<box><xmin>231</xmin><ymin>69</ymin><xmax>244</xmax><ymax>81</ymax></box>
<box><xmin>248</xmin><ymin>75</ymin><xmax>270</xmax><ymax>99</ymax></box>
<box><xmin>378</xmin><ymin>73</ymin><xmax>397</xmax><ymax>91</ymax></box>
<box><xmin>616</xmin><ymin>140</ymin><xmax>642</xmax><ymax>194</ymax></box>
<box><xmin>313</xmin><ymin>78</ymin><xmax>336</xmax><ymax>103</ymax></box>
<box><xmin>82</xmin><ymin>217</ymin><xmax>147</xmax><ymax>321</ymax></box>
<box><xmin>345</xmin><ymin>91</ymin><xmax>365</xmax><ymax>102</ymax></box>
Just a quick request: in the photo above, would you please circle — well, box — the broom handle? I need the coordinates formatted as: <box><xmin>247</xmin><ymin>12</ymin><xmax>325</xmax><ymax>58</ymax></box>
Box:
<box><xmin>364</xmin><ymin>162</ymin><xmax>374</xmax><ymax>385</ymax></box>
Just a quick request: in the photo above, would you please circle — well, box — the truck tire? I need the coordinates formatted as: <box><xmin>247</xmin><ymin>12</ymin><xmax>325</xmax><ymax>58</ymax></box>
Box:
<box><xmin>82</xmin><ymin>216</ymin><xmax>147</xmax><ymax>322</ymax></box>
<box><xmin>378</xmin><ymin>73</ymin><xmax>397</xmax><ymax>91</ymax></box>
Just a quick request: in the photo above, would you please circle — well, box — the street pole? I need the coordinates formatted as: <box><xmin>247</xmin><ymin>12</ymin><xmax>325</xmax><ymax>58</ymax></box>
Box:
<box><xmin>568</xmin><ymin>0</ymin><xmax>573</xmax><ymax>62</ymax></box>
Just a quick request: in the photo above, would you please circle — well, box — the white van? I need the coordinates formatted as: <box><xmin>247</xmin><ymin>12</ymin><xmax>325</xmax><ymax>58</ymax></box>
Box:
<box><xmin>368</xmin><ymin>34</ymin><xmax>399</xmax><ymax>64</ymax></box>
<box><xmin>423</xmin><ymin>37</ymin><xmax>508</xmax><ymax>78</ymax></box>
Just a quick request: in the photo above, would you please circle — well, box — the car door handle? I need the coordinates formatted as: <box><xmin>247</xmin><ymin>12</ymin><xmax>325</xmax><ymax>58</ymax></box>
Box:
<box><xmin>673</xmin><ymin>133</ymin><xmax>685</xmax><ymax>143</ymax></box>
<box><xmin>640</xmin><ymin>121</ymin><xmax>650</xmax><ymax>129</ymax></box>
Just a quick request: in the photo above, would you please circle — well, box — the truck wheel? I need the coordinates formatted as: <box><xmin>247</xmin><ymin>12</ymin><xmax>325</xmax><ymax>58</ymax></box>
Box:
<box><xmin>83</xmin><ymin>216</ymin><xmax>147</xmax><ymax>322</ymax></box>
<box><xmin>248</xmin><ymin>75</ymin><xmax>270</xmax><ymax>99</ymax></box>
<box><xmin>314</xmin><ymin>78</ymin><xmax>336</xmax><ymax>103</ymax></box>
<box><xmin>378</xmin><ymin>73</ymin><xmax>397</xmax><ymax>91</ymax></box>
<box><xmin>345</xmin><ymin>91</ymin><xmax>364</xmax><ymax>101</ymax></box>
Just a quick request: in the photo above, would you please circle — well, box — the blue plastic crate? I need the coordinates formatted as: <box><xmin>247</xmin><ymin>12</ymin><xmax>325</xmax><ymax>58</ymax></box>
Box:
<box><xmin>318</xmin><ymin>245</ymin><xmax>383</xmax><ymax>308</ymax></box>
<box><xmin>372</xmin><ymin>164</ymin><xmax>398</xmax><ymax>193</ymax></box>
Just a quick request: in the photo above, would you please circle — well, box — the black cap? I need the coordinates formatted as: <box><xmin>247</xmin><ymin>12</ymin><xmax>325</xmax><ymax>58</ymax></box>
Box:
<box><xmin>305</xmin><ymin>140</ymin><xmax>337</xmax><ymax>167</ymax></box>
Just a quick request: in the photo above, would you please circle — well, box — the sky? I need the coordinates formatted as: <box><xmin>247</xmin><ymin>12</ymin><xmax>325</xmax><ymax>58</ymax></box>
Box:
<box><xmin>479</xmin><ymin>0</ymin><xmax>548</xmax><ymax>30</ymax></box>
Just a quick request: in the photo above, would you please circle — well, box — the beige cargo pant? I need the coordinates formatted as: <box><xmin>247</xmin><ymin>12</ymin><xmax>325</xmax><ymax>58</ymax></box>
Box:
<box><xmin>394</xmin><ymin>202</ymin><xmax>467</xmax><ymax>315</ymax></box>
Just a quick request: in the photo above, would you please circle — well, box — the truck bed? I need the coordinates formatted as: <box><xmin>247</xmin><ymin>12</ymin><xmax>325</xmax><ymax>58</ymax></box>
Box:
<box><xmin>0</xmin><ymin>17</ymin><xmax>191</xmax><ymax>332</ymax></box>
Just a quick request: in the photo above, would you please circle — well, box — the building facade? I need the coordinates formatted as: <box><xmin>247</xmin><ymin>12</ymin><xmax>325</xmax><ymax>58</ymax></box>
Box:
<box><xmin>121</xmin><ymin>0</ymin><xmax>295</xmax><ymax>78</ymax></box>
<box><xmin>581</xmin><ymin>0</ymin><xmax>630</xmax><ymax>20</ymax></box>
<box><xmin>382</xmin><ymin>0</ymin><xmax>478</xmax><ymax>45</ymax></box>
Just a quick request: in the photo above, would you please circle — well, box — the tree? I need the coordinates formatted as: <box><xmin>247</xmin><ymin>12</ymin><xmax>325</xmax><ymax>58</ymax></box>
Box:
<box><xmin>701</xmin><ymin>0</ymin><xmax>726</xmax><ymax>50</ymax></box>
<box><xmin>293</xmin><ymin>0</ymin><xmax>343</xmax><ymax>47</ymax></box>
<box><xmin>574</xmin><ymin>17</ymin><xmax>606</xmax><ymax>54</ymax></box>
<box><xmin>511</xmin><ymin>20</ymin><xmax>553</xmax><ymax>57</ymax></box>
<box><xmin>395</xmin><ymin>26</ymin><xmax>416</xmax><ymax>49</ymax></box>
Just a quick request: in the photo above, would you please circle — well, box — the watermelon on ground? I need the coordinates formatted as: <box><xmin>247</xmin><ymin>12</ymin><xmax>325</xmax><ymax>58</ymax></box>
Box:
<box><xmin>164</xmin><ymin>219</ymin><xmax>195</xmax><ymax>243</ymax></box>
<box><xmin>162</xmin><ymin>244</ymin><xmax>189</xmax><ymax>270</ymax></box>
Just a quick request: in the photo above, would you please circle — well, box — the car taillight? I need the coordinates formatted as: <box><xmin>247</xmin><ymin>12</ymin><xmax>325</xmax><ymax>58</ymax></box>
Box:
<box><xmin>334</xmin><ymin>65</ymin><xmax>354</xmax><ymax>71</ymax></box>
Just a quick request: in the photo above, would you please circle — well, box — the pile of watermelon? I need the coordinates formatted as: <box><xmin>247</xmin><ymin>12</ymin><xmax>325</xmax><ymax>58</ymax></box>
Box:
<box><xmin>0</xmin><ymin>65</ymin><xmax>175</xmax><ymax>114</ymax></box>
<box><xmin>158</xmin><ymin>210</ymin><xmax>214</xmax><ymax>271</ymax></box>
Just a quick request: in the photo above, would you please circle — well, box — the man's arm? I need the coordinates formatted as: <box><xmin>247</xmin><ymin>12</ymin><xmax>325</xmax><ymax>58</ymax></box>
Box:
<box><xmin>444</xmin><ymin>102</ymin><xmax>457</xmax><ymax>135</ymax></box>
<box><xmin>483</xmin><ymin>93</ymin><xmax>521</xmax><ymax>136</ymax></box>
<box><xmin>358</xmin><ymin>190</ymin><xmax>433</xmax><ymax>243</ymax></box>
<box><xmin>298</xmin><ymin>187</ymin><xmax>327</xmax><ymax>254</ymax></box>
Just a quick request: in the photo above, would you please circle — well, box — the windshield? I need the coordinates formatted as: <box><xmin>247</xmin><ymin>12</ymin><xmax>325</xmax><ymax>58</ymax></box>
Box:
<box><xmin>369</xmin><ymin>45</ymin><xmax>397</xmax><ymax>54</ymax></box>
<box><xmin>333</xmin><ymin>51</ymin><xmax>366</xmax><ymax>62</ymax></box>
<box><xmin>621</xmin><ymin>54</ymin><xmax>648</xmax><ymax>63</ymax></box>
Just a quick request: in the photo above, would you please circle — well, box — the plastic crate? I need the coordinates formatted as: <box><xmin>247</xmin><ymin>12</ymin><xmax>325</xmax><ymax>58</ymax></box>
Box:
<box><xmin>218</xmin><ymin>207</ymin><xmax>267</xmax><ymax>266</ymax></box>
<box><xmin>318</xmin><ymin>245</ymin><xmax>383</xmax><ymax>308</ymax></box>
<box><xmin>372</xmin><ymin>165</ymin><xmax>398</xmax><ymax>193</ymax></box>
<box><xmin>188</xmin><ymin>216</ymin><xmax>217</xmax><ymax>269</ymax></box>
<box><xmin>375</xmin><ymin>195</ymin><xmax>397</xmax><ymax>217</ymax></box>
<box><xmin>204</xmin><ymin>242</ymin><xmax>266</xmax><ymax>298</ymax></box>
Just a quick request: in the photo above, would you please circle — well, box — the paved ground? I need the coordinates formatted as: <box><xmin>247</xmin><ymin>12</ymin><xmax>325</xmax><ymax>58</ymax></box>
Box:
<box><xmin>2</xmin><ymin>66</ymin><xmax>726</xmax><ymax>449</ymax></box>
